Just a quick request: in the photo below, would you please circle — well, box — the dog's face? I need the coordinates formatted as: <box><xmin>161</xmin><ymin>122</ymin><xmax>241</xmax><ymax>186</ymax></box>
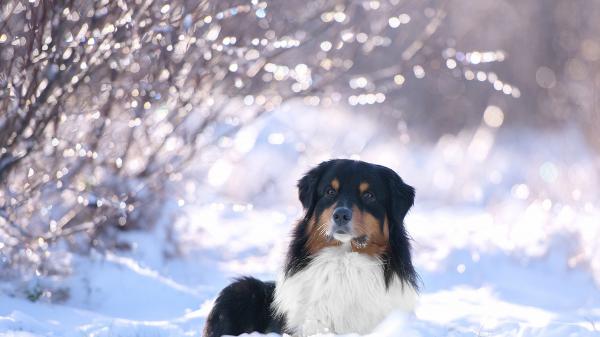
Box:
<box><xmin>297</xmin><ymin>159</ymin><xmax>415</xmax><ymax>255</ymax></box>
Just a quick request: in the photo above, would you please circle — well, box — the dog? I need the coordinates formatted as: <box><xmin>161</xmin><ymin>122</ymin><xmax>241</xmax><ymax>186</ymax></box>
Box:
<box><xmin>204</xmin><ymin>159</ymin><xmax>419</xmax><ymax>336</ymax></box>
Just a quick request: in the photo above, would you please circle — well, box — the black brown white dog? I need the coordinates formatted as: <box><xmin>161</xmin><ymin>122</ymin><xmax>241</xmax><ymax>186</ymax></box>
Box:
<box><xmin>204</xmin><ymin>159</ymin><xmax>419</xmax><ymax>337</ymax></box>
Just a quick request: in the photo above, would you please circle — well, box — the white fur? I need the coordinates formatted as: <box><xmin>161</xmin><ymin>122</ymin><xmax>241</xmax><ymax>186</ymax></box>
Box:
<box><xmin>273</xmin><ymin>244</ymin><xmax>417</xmax><ymax>336</ymax></box>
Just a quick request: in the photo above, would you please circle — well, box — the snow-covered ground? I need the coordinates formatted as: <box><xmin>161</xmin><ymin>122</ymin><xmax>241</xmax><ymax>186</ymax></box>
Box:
<box><xmin>2</xmin><ymin>106</ymin><xmax>600</xmax><ymax>336</ymax></box>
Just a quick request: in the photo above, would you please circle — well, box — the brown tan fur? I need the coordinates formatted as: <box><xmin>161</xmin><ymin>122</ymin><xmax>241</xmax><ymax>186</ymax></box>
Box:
<box><xmin>331</xmin><ymin>178</ymin><xmax>340</xmax><ymax>191</ymax></box>
<box><xmin>359</xmin><ymin>182</ymin><xmax>369</xmax><ymax>193</ymax></box>
<box><xmin>351</xmin><ymin>206</ymin><xmax>390</xmax><ymax>255</ymax></box>
<box><xmin>306</xmin><ymin>204</ymin><xmax>341</xmax><ymax>254</ymax></box>
<box><xmin>305</xmin><ymin>206</ymin><xmax>390</xmax><ymax>256</ymax></box>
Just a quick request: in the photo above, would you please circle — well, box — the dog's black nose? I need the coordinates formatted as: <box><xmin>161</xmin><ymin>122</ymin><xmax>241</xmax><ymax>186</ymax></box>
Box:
<box><xmin>333</xmin><ymin>207</ymin><xmax>352</xmax><ymax>226</ymax></box>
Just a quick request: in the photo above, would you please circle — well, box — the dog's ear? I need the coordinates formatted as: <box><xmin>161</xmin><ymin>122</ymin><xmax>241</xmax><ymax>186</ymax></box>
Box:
<box><xmin>380</xmin><ymin>166</ymin><xmax>419</xmax><ymax>289</ymax></box>
<box><xmin>297</xmin><ymin>160</ymin><xmax>334</xmax><ymax>210</ymax></box>
<box><xmin>384</xmin><ymin>168</ymin><xmax>415</xmax><ymax>225</ymax></box>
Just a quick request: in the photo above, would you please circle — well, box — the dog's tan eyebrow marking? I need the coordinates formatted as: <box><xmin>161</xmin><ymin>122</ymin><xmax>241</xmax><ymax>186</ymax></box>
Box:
<box><xmin>359</xmin><ymin>182</ymin><xmax>369</xmax><ymax>193</ymax></box>
<box><xmin>331</xmin><ymin>178</ymin><xmax>340</xmax><ymax>191</ymax></box>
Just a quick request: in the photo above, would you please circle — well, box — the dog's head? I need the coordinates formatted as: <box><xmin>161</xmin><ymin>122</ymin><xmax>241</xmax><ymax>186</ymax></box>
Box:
<box><xmin>289</xmin><ymin>159</ymin><xmax>418</xmax><ymax>287</ymax></box>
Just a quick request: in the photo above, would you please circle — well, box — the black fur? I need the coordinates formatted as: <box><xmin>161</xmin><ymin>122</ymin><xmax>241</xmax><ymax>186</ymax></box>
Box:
<box><xmin>378</xmin><ymin>164</ymin><xmax>420</xmax><ymax>289</ymax></box>
<box><xmin>203</xmin><ymin>277</ymin><xmax>284</xmax><ymax>337</ymax></box>
<box><xmin>203</xmin><ymin>160</ymin><xmax>419</xmax><ymax>336</ymax></box>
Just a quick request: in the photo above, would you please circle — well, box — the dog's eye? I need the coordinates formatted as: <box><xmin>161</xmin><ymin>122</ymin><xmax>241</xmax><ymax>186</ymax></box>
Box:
<box><xmin>325</xmin><ymin>187</ymin><xmax>337</xmax><ymax>197</ymax></box>
<box><xmin>362</xmin><ymin>191</ymin><xmax>375</xmax><ymax>201</ymax></box>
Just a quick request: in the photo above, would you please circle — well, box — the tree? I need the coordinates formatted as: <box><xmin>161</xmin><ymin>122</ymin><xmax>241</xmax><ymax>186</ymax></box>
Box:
<box><xmin>1</xmin><ymin>0</ymin><xmax>514</xmax><ymax>289</ymax></box>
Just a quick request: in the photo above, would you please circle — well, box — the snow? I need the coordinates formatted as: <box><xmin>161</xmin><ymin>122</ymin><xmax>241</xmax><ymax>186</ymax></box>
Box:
<box><xmin>2</xmin><ymin>107</ymin><xmax>600</xmax><ymax>336</ymax></box>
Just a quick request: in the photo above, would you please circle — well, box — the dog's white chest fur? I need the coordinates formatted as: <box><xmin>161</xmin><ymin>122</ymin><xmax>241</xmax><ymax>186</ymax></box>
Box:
<box><xmin>273</xmin><ymin>245</ymin><xmax>417</xmax><ymax>336</ymax></box>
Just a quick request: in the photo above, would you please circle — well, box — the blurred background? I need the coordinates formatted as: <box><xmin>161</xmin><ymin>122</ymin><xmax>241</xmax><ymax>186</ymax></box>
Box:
<box><xmin>1</xmin><ymin>0</ymin><xmax>599</xmax><ymax>336</ymax></box>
